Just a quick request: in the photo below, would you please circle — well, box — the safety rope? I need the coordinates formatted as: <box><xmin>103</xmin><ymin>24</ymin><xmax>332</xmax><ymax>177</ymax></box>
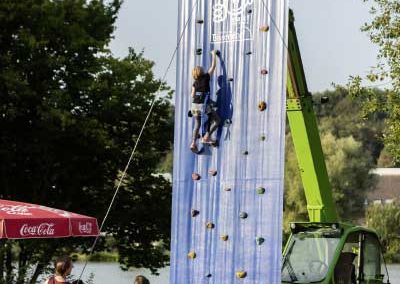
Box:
<box><xmin>77</xmin><ymin>0</ymin><xmax>201</xmax><ymax>280</ymax></box>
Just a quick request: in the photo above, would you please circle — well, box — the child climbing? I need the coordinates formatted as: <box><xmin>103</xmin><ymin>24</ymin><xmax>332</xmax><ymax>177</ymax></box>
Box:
<box><xmin>190</xmin><ymin>50</ymin><xmax>221</xmax><ymax>153</ymax></box>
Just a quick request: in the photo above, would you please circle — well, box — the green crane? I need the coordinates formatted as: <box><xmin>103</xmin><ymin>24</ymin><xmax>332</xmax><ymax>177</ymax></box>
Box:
<box><xmin>281</xmin><ymin>10</ymin><xmax>391</xmax><ymax>284</ymax></box>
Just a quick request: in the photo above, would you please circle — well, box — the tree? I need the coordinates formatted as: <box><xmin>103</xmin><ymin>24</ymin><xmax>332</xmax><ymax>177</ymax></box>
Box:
<box><xmin>0</xmin><ymin>0</ymin><xmax>173</xmax><ymax>282</ymax></box>
<box><xmin>284</xmin><ymin>89</ymin><xmax>378</xmax><ymax>231</ymax></box>
<box><xmin>366</xmin><ymin>203</ymin><xmax>400</xmax><ymax>262</ymax></box>
<box><xmin>348</xmin><ymin>0</ymin><xmax>400</xmax><ymax>164</ymax></box>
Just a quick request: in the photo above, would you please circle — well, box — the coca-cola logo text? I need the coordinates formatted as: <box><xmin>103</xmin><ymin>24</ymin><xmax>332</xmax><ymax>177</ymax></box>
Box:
<box><xmin>0</xmin><ymin>205</ymin><xmax>33</xmax><ymax>216</ymax></box>
<box><xmin>20</xmin><ymin>223</ymin><xmax>55</xmax><ymax>237</ymax></box>
<box><xmin>78</xmin><ymin>222</ymin><xmax>92</xmax><ymax>234</ymax></box>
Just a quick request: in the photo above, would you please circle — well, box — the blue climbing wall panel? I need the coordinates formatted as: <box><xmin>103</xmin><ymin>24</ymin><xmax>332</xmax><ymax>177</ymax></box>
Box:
<box><xmin>171</xmin><ymin>1</ymin><xmax>289</xmax><ymax>283</ymax></box>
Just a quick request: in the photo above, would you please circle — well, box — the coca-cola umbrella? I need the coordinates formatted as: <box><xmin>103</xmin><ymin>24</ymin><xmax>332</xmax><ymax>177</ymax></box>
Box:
<box><xmin>0</xmin><ymin>199</ymin><xmax>99</xmax><ymax>239</ymax></box>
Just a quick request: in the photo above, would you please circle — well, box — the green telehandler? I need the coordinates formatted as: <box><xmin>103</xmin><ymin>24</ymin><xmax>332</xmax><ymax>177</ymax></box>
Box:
<box><xmin>282</xmin><ymin>10</ymin><xmax>391</xmax><ymax>284</ymax></box>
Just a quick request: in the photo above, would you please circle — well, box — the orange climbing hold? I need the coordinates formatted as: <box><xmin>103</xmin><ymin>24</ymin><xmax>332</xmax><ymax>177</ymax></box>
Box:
<box><xmin>258</xmin><ymin>101</ymin><xmax>267</xmax><ymax>111</ymax></box>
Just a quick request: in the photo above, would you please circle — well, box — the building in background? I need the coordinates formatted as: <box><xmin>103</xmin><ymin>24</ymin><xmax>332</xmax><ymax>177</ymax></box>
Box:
<box><xmin>368</xmin><ymin>168</ymin><xmax>400</xmax><ymax>205</ymax></box>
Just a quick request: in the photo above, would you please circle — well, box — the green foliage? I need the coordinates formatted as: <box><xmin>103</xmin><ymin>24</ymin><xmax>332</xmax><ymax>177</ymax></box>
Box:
<box><xmin>284</xmin><ymin>89</ymin><xmax>380</xmax><ymax>231</ymax></box>
<box><xmin>366</xmin><ymin>203</ymin><xmax>400</xmax><ymax>262</ymax></box>
<box><xmin>348</xmin><ymin>0</ymin><xmax>400</xmax><ymax>164</ymax></box>
<box><xmin>0</xmin><ymin>0</ymin><xmax>173</xmax><ymax>282</ymax></box>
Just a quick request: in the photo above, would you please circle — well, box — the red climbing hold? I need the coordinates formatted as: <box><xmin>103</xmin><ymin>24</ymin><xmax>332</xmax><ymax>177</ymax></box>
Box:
<box><xmin>192</xmin><ymin>173</ymin><xmax>201</xmax><ymax>181</ymax></box>
<box><xmin>208</xmin><ymin>169</ymin><xmax>217</xmax><ymax>176</ymax></box>
<box><xmin>261</xmin><ymin>69</ymin><xmax>268</xmax><ymax>75</ymax></box>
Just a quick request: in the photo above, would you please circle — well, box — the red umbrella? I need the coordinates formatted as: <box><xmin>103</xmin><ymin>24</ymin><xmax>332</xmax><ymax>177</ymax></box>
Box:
<box><xmin>0</xmin><ymin>199</ymin><xmax>99</xmax><ymax>239</ymax></box>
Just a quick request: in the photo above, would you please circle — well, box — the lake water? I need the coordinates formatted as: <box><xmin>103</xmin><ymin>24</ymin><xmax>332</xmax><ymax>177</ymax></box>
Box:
<box><xmin>72</xmin><ymin>262</ymin><xmax>400</xmax><ymax>284</ymax></box>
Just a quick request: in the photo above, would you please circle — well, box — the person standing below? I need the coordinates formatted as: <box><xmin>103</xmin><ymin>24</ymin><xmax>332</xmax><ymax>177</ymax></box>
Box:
<box><xmin>134</xmin><ymin>275</ymin><xmax>150</xmax><ymax>284</ymax></box>
<box><xmin>190</xmin><ymin>50</ymin><xmax>221</xmax><ymax>153</ymax></box>
<box><xmin>44</xmin><ymin>256</ymin><xmax>73</xmax><ymax>284</ymax></box>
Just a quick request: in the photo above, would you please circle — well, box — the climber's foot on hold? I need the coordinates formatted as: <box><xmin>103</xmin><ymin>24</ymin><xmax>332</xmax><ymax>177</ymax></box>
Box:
<box><xmin>201</xmin><ymin>135</ymin><xmax>217</xmax><ymax>146</ymax></box>
<box><xmin>190</xmin><ymin>141</ymin><xmax>199</xmax><ymax>153</ymax></box>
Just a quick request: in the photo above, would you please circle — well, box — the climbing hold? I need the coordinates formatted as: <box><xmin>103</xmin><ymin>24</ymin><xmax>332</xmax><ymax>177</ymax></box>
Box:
<box><xmin>196</xmin><ymin>19</ymin><xmax>204</xmax><ymax>24</ymax></box>
<box><xmin>256</xmin><ymin>237</ymin><xmax>265</xmax><ymax>245</ymax></box>
<box><xmin>239</xmin><ymin>212</ymin><xmax>248</xmax><ymax>219</ymax></box>
<box><xmin>236</xmin><ymin>271</ymin><xmax>247</xmax><ymax>279</ymax></box>
<box><xmin>247</xmin><ymin>8</ymin><xmax>253</xmax><ymax>14</ymax></box>
<box><xmin>187</xmin><ymin>251</ymin><xmax>197</xmax><ymax>259</ymax></box>
<box><xmin>205</xmin><ymin>273</ymin><xmax>212</xmax><ymax>278</ymax></box>
<box><xmin>192</xmin><ymin>173</ymin><xmax>201</xmax><ymax>181</ymax></box>
<box><xmin>191</xmin><ymin>209</ymin><xmax>200</xmax><ymax>217</ymax></box>
<box><xmin>224</xmin><ymin>119</ymin><xmax>232</xmax><ymax>126</ymax></box>
<box><xmin>246</xmin><ymin>51</ymin><xmax>252</xmax><ymax>55</ymax></box>
<box><xmin>228</xmin><ymin>78</ymin><xmax>234</xmax><ymax>82</ymax></box>
<box><xmin>224</xmin><ymin>187</ymin><xmax>231</xmax><ymax>192</ymax></box>
<box><xmin>257</xmin><ymin>187</ymin><xmax>266</xmax><ymax>195</ymax></box>
<box><xmin>188</xmin><ymin>110</ymin><xmax>193</xmax><ymax>117</ymax></box>
<box><xmin>208</xmin><ymin>169</ymin><xmax>217</xmax><ymax>176</ymax></box>
<box><xmin>261</xmin><ymin>69</ymin><xmax>268</xmax><ymax>75</ymax></box>
<box><xmin>206</xmin><ymin>222</ymin><xmax>215</xmax><ymax>229</ymax></box>
<box><xmin>242</xmin><ymin>150</ymin><xmax>249</xmax><ymax>156</ymax></box>
<box><xmin>260</xmin><ymin>134</ymin><xmax>266</xmax><ymax>141</ymax></box>
<box><xmin>220</xmin><ymin>235</ymin><xmax>229</xmax><ymax>241</ymax></box>
<box><xmin>260</xmin><ymin>25</ymin><xmax>270</xmax><ymax>32</ymax></box>
<box><xmin>196</xmin><ymin>48</ymin><xmax>202</xmax><ymax>55</ymax></box>
<box><xmin>258</xmin><ymin>101</ymin><xmax>267</xmax><ymax>111</ymax></box>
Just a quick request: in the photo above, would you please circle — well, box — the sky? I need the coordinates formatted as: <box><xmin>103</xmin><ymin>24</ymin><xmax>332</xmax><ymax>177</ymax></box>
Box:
<box><xmin>109</xmin><ymin>0</ymin><xmax>379</xmax><ymax>93</ymax></box>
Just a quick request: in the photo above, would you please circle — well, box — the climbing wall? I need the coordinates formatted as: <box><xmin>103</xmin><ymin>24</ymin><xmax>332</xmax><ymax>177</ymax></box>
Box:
<box><xmin>171</xmin><ymin>0</ymin><xmax>289</xmax><ymax>283</ymax></box>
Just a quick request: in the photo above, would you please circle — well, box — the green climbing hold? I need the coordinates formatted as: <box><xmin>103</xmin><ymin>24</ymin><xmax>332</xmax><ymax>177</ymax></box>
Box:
<box><xmin>256</xmin><ymin>237</ymin><xmax>265</xmax><ymax>245</ymax></box>
<box><xmin>239</xmin><ymin>212</ymin><xmax>248</xmax><ymax>219</ymax></box>
<box><xmin>196</xmin><ymin>48</ymin><xmax>202</xmax><ymax>55</ymax></box>
<box><xmin>257</xmin><ymin>187</ymin><xmax>266</xmax><ymax>195</ymax></box>
<box><xmin>260</xmin><ymin>134</ymin><xmax>266</xmax><ymax>141</ymax></box>
<box><xmin>236</xmin><ymin>271</ymin><xmax>247</xmax><ymax>279</ymax></box>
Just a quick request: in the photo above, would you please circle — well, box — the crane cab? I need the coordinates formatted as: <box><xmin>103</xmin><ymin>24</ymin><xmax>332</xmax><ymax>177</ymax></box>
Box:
<box><xmin>281</xmin><ymin>223</ymin><xmax>390</xmax><ymax>284</ymax></box>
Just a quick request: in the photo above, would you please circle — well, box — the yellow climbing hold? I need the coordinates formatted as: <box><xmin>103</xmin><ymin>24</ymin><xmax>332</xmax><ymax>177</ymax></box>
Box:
<box><xmin>187</xmin><ymin>251</ymin><xmax>196</xmax><ymax>259</ymax></box>
<box><xmin>220</xmin><ymin>234</ymin><xmax>229</xmax><ymax>241</ymax></box>
<box><xmin>206</xmin><ymin>222</ymin><xmax>215</xmax><ymax>229</ymax></box>
<box><xmin>236</xmin><ymin>271</ymin><xmax>247</xmax><ymax>279</ymax></box>
<box><xmin>260</xmin><ymin>25</ymin><xmax>270</xmax><ymax>32</ymax></box>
